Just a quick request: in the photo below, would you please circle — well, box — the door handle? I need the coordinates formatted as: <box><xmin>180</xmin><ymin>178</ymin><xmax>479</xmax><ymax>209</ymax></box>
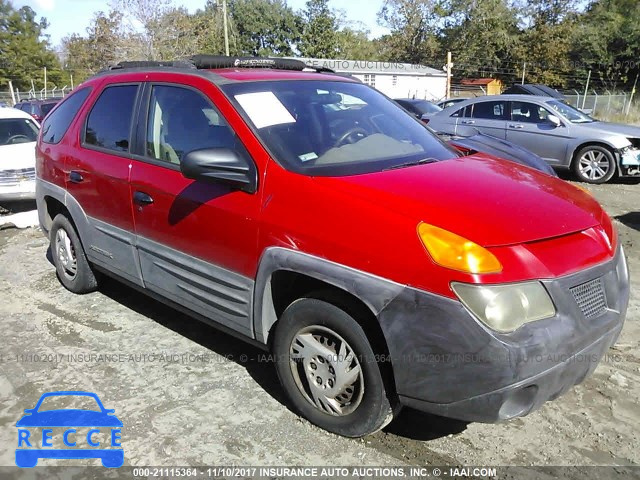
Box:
<box><xmin>509</xmin><ymin>124</ymin><xmax>524</xmax><ymax>129</ymax></box>
<box><xmin>461</xmin><ymin>120</ymin><xmax>475</xmax><ymax>125</ymax></box>
<box><xmin>133</xmin><ymin>191</ymin><xmax>154</xmax><ymax>206</ymax></box>
<box><xmin>69</xmin><ymin>171</ymin><xmax>84</xmax><ymax>183</ymax></box>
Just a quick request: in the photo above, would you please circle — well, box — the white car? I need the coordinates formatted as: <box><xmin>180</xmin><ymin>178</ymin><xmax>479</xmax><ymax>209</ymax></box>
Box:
<box><xmin>0</xmin><ymin>107</ymin><xmax>39</xmax><ymax>201</ymax></box>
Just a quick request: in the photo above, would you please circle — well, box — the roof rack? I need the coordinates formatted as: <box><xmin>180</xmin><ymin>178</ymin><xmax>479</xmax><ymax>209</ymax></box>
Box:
<box><xmin>108</xmin><ymin>55</ymin><xmax>334</xmax><ymax>74</ymax></box>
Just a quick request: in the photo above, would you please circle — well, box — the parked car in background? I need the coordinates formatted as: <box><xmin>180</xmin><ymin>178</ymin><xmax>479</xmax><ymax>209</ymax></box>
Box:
<box><xmin>437</xmin><ymin>98</ymin><xmax>467</xmax><ymax>109</ymax></box>
<box><xmin>36</xmin><ymin>56</ymin><xmax>629</xmax><ymax>438</ymax></box>
<box><xmin>15</xmin><ymin>99</ymin><xmax>60</xmax><ymax>123</ymax></box>
<box><xmin>439</xmin><ymin>130</ymin><xmax>557</xmax><ymax>176</ymax></box>
<box><xmin>394</xmin><ymin>98</ymin><xmax>442</xmax><ymax>123</ymax></box>
<box><xmin>0</xmin><ymin>107</ymin><xmax>39</xmax><ymax>202</ymax></box>
<box><xmin>502</xmin><ymin>84</ymin><xmax>565</xmax><ymax>99</ymax></box>
<box><xmin>0</xmin><ymin>101</ymin><xmax>8</xmax><ymax>108</ymax></box>
<box><xmin>428</xmin><ymin>94</ymin><xmax>640</xmax><ymax>183</ymax></box>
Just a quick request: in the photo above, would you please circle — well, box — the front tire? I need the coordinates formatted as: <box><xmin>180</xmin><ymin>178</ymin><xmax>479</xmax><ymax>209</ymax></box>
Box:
<box><xmin>273</xmin><ymin>297</ymin><xmax>396</xmax><ymax>437</ymax></box>
<box><xmin>50</xmin><ymin>214</ymin><xmax>98</xmax><ymax>294</ymax></box>
<box><xmin>573</xmin><ymin>145</ymin><xmax>616</xmax><ymax>184</ymax></box>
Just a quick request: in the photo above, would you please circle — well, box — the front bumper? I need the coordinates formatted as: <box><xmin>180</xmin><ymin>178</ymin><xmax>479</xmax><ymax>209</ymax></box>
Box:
<box><xmin>378</xmin><ymin>246</ymin><xmax>629</xmax><ymax>422</ymax></box>
<box><xmin>618</xmin><ymin>148</ymin><xmax>640</xmax><ymax>176</ymax></box>
<box><xmin>0</xmin><ymin>180</ymin><xmax>36</xmax><ymax>202</ymax></box>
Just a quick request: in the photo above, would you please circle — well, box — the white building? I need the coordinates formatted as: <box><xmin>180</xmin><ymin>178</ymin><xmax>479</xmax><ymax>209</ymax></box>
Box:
<box><xmin>295</xmin><ymin>58</ymin><xmax>447</xmax><ymax>101</ymax></box>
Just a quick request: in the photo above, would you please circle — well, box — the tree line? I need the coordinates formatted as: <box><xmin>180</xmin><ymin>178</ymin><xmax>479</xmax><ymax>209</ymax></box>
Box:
<box><xmin>1</xmin><ymin>0</ymin><xmax>639</xmax><ymax>93</ymax></box>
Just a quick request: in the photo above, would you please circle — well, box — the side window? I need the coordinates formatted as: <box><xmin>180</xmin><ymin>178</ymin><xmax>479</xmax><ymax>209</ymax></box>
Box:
<box><xmin>451</xmin><ymin>105</ymin><xmax>473</xmax><ymax>118</ymax></box>
<box><xmin>512</xmin><ymin>101</ymin><xmax>550</xmax><ymax>123</ymax></box>
<box><xmin>41</xmin><ymin>88</ymin><xmax>91</xmax><ymax>144</ymax></box>
<box><xmin>85</xmin><ymin>85</ymin><xmax>138</xmax><ymax>153</ymax></box>
<box><xmin>146</xmin><ymin>85</ymin><xmax>235</xmax><ymax>164</ymax></box>
<box><xmin>471</xmin><ymin>101</ymin><xmax>507</xmax><ymax>120</ymax></box>
<box><xmin>451</xmin><ymin>106</ymin><xmax>464</xmax><ymax>117</ymax></box>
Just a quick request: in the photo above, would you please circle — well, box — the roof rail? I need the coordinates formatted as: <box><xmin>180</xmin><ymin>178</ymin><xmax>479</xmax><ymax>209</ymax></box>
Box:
<box><xmin>107</xmin><ymin>55</ymin><xmax>335</xmax><ymax>73</ymax></box>
<box><xmin>110</xmin><ymin>60</ymin><xmax>196</xmax><ymax>70</ymax></box>
<box><xmin>190</xmin><ymin>55</ymin><xmax>334</xmax><ymax>73</ymax></box>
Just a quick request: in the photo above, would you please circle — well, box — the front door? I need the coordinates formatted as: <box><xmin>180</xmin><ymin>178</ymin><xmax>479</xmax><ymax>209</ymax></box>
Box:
<box><xmin>129</xmin><ymin>82</ymin><xmax>262</xmax><ymax>337</ymax></box>
<box><xmin>506</xmin><ymin>100</ymin><xmax>570</xmax><ymax>166</ymax></box>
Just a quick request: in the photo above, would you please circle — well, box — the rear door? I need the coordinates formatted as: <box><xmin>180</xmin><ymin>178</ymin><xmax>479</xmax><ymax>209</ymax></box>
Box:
<box><xmin>460</xmin><ymin>100</ymin><xmax>508</xmax><ymax>139</ymax></box>
<box><xmin>506</xmin><ymin>100</ymin><xmax>570</xmax><ymax>165</ymax></box>
<box><xmin>129</xmin><ymin>80</ymin><xmax>262</xmax><ymax>337</ymax></box>
<box><xmin>65</xmin><ymin>83</ymin><xmax>142</xmax><ymax>285</ymax></box>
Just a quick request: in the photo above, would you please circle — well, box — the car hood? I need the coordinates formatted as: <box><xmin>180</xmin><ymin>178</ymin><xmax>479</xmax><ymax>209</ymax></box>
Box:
<box><xmin>0</xmin><ymin>142</ymin><xmax>36</xmax><ymax>170</ymax></box>
<box><xmin>315</xmin><ymin>155</ymin><xmax>604</xmax><ymax>247</ymax></box>
<box><xmin>16</xmin><ymin>410</ymin><xmax>123</xmax><ymax>427</ymax></box>
<box><xmin>578</xmin><ymin>121</ymin><xmax>640</xmax><ymax>138</ymax></box>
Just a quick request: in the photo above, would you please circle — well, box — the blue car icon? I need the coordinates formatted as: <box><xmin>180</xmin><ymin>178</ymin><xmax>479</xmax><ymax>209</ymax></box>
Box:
<box><xmin>16</xmin><ymin>391</ymin><xmax>123</xmax><ymax>468</ymax></box>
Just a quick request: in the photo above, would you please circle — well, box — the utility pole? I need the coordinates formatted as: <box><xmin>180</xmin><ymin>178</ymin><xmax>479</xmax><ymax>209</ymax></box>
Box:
<box><xmin>445</xmin><ymin>51</ymin><xmax>452</xmax><ymax>99</ymax></box>
<box><xmin>70</xmin><ymin>74</ymin><xmax>74</xmax><ymax>90</ymax></box>
<box><xmin>44</xmin><ymin>67</ymin><xmax>47</xmax><ymax>99</ymax></box>
<box><xmin>581</xmin><ymin>70</ymin><xmax>591</xmax><ymax>110</ymax></box>
<box><xmin>222</xmin><ymin>0</ymin><xmax>229</xmax><ymax>56</ymax></box>
<box><xmin>8</xmin><ymin>80</ymin><xmax>16</xmax><ymax>106</ymax></box>
<box><xmin>521</xmin><ymin>62</ymin><xmax>526</xmax><ymax>85</ymax></box>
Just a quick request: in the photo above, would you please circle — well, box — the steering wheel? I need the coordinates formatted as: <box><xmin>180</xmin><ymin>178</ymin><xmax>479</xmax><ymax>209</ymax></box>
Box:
<box><xmin>6</xmin><ymin>135</ymin><xmax>30</xmax><ymax>145</ymax></box>
<box><xmin>334</xmin><ymin>127</ymin><xmax>368</xmax><ymax>148</ymax></box>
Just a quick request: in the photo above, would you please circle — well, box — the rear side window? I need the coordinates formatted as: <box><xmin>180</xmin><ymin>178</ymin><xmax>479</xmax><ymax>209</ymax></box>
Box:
<box><xmin>85</xmin><ymin>85</ymin><xmax>138</xmax><ymax>153</ymax></box>
<box><xmin>41</xmin><ymin>88</ymin><xmax>91</xmax><ymax>144</ymax></box>
<box><xmin>471</xmin><ymin>101</ymin><xmax>508</xmax><ymax>120</ymax></box>
<box><xmin>40</xmin><ymin>102</ymin><xmax>58</xmax><ymax>117</ymax></box>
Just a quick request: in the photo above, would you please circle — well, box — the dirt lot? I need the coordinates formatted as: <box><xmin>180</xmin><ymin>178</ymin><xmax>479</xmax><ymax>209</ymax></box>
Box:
<box><xmin>0</xmin><ymin>178</ymin><xmax>638</xmax><ymax>472</ymax></box>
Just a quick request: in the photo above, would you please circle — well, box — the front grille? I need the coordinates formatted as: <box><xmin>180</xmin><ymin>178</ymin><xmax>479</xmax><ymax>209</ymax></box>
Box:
<box><xmin>0</xmin><ymin>168</ymin><xmax>35</xmax><ymax>185</ymax></box>
<box><xmin>570</xmin><ymin>277</ymin><xmax>607</xmax><ymax>319</ymax></box>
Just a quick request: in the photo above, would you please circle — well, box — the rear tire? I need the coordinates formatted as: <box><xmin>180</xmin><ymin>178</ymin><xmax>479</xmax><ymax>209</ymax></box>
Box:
<box><xmin>273</xmin><ymin>297</ymin><xmax>396</xmax><ymax>437</ymax></box>
<box><xmin>50</xmin><ymin>214</ymin><xmax>98</xmax><ymax>294</ymax></box>
<box><xmin>573</xmin><ymin>145</ymin><xmax>616</xmax><ymax>184</ymax></box>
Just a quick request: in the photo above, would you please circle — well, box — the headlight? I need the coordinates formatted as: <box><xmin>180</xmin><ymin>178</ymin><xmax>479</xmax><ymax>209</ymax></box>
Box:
<box><xmin>451</xmin><ymin>281</ymin><xmax>556</xmax><ymax>332</ymax></box>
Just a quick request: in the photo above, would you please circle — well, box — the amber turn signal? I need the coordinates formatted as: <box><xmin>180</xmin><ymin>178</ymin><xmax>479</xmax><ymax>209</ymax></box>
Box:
<box><xmin>417</xmin><ymin>222</ymin><xmax>502</xmax><ymax>274</ymax></box>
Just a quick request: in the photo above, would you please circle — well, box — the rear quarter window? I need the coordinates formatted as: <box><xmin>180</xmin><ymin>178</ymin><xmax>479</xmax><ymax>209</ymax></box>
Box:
<box><xmin>41</xmin><ymin>88</ymin><xmax>92</xmax><ymax>144</ymax></box>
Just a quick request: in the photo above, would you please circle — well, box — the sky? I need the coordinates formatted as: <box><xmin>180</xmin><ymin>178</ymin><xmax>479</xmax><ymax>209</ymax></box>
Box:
<box><xmin>13</xmin><ymin>0</ymin><xmax>389</xmax><ymax>48</ymax></box>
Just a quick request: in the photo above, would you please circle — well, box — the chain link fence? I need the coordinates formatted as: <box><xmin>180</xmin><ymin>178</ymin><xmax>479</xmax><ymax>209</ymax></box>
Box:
<box><xmin>0</xmin><ymin>87</ymin><xmax>72</xmax><ymax>107</ymax></box>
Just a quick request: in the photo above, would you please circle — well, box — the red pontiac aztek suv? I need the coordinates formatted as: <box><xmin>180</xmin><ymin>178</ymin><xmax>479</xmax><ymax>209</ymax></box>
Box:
<box><xmin>36</xmin><ymin>56</ymin><xmax>629</xmax><ymax>437</ymax></box>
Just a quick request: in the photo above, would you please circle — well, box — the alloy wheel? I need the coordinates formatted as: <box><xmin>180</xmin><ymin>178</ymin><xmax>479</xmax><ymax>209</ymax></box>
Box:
<box><xmin>578</xmin><ymin>149</ymin><xmax>611</xmax><ymax>181</ymax></box>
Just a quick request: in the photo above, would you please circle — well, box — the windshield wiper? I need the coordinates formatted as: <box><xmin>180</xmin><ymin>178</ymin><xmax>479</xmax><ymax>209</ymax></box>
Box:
<box><xmin>383</xmin><ymin>157</ymin><xmax>438</xmax><ymax>171</ymax></box>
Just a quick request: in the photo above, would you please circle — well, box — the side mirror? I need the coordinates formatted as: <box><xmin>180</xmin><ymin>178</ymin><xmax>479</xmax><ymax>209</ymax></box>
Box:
<box><xmin>181</xmin><ymin>148</ymin><xmax>257</xmax><ymax>194</ymax></box>
<box><xmin>547</xmin><ymin>114</ymin><xmax>561</xmax><ymax>127</ymax></box>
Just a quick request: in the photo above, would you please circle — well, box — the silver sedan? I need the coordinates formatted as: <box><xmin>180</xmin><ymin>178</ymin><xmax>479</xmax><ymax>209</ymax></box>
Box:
<box><xmin>428</xmin><ymin>94</ymin><xmax>640</xmax><ymax>184</ymax></box>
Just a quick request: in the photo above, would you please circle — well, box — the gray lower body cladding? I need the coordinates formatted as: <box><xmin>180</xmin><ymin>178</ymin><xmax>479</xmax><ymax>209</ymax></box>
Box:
<box><xmin>380</xmin><ymin>246</ymin><xmax>629</xmax><ymax>422</ymax></box>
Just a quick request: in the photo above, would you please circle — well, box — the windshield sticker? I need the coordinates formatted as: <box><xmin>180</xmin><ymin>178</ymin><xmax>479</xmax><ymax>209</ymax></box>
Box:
<box><xmin>299</xmin><ymin>152</ymin><xmax>318</xmax><ymax>162</ymax></box>
<box><xmin>235</xmin><ymin>92</ymin><xmax>296</xmax><ymax>129</ymax></box>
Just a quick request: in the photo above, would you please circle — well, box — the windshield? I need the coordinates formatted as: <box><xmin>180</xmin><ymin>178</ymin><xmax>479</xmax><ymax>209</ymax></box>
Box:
<box><xmin>223</xmin><ymin>80</ymin><xmax>458</xmax><ymax>176</ymax></box>
<box><xmin>546</xmin><ymin>100</ymin><xmax>594</xmax><ymax>124</ymax></box>
<box><xmin>0</xmin><ymin>118</ymin><xmax>39</xmax><ymax>146</ymax></box>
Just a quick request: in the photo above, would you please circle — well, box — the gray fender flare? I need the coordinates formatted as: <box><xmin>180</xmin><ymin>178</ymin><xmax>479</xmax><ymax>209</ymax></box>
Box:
<box><xmin>252</xmin><ymin>247</ymin><xmax>405</xmax><ymax>344</ymax></box>
<box><xmin>37</xmin><ymin>179</ymin><xmax>91</xmax><ymax>242</ymax></box>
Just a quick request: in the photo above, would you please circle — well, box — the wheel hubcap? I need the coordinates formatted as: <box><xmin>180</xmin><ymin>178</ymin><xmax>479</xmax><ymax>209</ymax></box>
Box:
<box><xmin>579</xmin><ymin>150</ymin><xmax>610</xmax><ymax>180</ymax></box>
<box><xmin>55</xmin><ymin>228</ymin><xmax>77</xmax><ymax>280</ymax></box>
<box><xmin>289</xmin><ymin>325</ymin><xmax>364</xmax><ymax>416</ymax></box>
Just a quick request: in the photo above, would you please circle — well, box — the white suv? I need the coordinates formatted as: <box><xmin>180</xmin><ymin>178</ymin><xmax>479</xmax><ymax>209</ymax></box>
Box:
<box><xmin>0</xmin><ymin>107</ymin><xmax>39</xmax><ymax>202</ymax></box>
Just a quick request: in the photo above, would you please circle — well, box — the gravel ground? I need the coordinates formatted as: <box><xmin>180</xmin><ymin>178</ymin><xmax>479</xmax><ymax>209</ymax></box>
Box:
<box><xmin>0</xmin><ymin>178</ymin><xmax>638</xmax><ymax>472</ymax></box>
